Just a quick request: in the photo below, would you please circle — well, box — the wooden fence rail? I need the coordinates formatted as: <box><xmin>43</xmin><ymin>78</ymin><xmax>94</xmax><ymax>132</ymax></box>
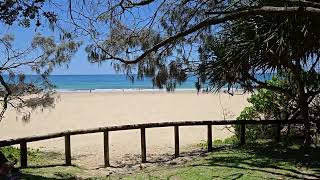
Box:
<box><xmin>0</xmin><ymin>120</ymin><xmax>304</xmax><ymax>168</ymax></box>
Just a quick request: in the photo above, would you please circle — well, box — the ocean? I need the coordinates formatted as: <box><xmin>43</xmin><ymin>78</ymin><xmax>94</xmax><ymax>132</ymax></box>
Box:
<box><xmin>48</xmin><ymin>74</ymin><xmax>198</xmax><ymax>92</ymax></box>
<box><xmin>9</xmin><ymin>74</ymin><xmax>273</xmax><ymax>92</ymax></box>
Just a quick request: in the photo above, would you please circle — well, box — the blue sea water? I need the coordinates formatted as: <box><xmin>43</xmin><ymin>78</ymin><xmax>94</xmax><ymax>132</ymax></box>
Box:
<box><xmin>49</xmin><ymin>74</ymin><xmax>198</xmax><ymax>91</ymax></box>
<box><xmin>7</xmin><ymin>74</ymin><xmax>273</xmax><ymax>92</ymax></box>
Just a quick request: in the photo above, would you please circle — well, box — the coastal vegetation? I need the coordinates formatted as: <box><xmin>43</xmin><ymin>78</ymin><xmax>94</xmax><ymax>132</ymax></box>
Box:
<box><xmin>235</xmin><ymin>76</ymin><xmax>320</xmax><ymax>142</ymax></box>
<box><xmin>0</xmin><ymin>1</ymin><xmax>80</xmax><ymax>121</ymax></box>
<box><xmin>1</xmin><ymin>0</ymin><xmax>320</xmax><ymax>179</ymax></box>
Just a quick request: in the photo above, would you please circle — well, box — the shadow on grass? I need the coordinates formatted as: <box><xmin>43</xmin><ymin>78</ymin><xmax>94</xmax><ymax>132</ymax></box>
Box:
<box><xmin>22</xmin><ymin>163</ymin><xmax>75</xmax><ymax>169</ymax></box>
<box><xmin>6</xmin><ymin>164</ymin><xmax>80</xmax><ymax>180</ymax></box>
<box><xmin>5</xmin><ymin>173</ymin><xmax>77</xmax><ymax>180</ymax></box>
<box><xmin>193</xmin><ymin>141</ymin><xmax>320</xmax><ymax>179</ymax></box>
<box><xmin>2</xmin><ymin>169</ymin><xmax>78</xmax><ymax>180</ymax></box>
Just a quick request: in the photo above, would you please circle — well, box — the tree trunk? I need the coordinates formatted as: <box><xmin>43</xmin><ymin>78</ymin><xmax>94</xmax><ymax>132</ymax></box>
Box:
<box><xmin>299</xmin><ymin>93</ymin><xmax>312</xmax><ymax>149</ymax></box>
<box><xmin>294</xmin><ymin>72</ymin><xmax>312</xmax><ymax>150</ymax></box>
<box><xmin>291</xmin><ymin>61</ymin><xmax>312</xmax><ymax>150</ymax></box>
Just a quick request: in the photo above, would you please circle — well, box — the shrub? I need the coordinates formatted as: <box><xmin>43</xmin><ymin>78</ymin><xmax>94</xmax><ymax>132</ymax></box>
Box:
<box><xmin>234</xmin><ymin>77</ymin><xmax>294</xmax><ymax>141</ymax></box>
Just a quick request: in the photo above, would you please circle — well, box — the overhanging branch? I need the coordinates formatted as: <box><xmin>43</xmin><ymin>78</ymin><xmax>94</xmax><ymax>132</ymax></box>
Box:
<box><xmin>97</xmin><ymin>5</ymin><xmax>320</xmax><ymax>65</ymax></box>
<box><xmin>247</xmin><ymin>74</ymin><xmax>296</xmax><ymax>98</ymax></box>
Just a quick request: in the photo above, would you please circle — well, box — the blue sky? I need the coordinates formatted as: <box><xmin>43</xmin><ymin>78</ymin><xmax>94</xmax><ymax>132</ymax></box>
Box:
<box><xmin>51</xmin><ymin>46</ymin><xmax>117</xmax><ymax>75</ymax></box>
<box><xmin>0</xmin><ymin>1</ymin><xmax>162</xmax><ymax>75</ymax></box>
<box><xmin>1</xmin><ymin>22</ymin><xmax>117</xmax><ymax>75</ymax></box>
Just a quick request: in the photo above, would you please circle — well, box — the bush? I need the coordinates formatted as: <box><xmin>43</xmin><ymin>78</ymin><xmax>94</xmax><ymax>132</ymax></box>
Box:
<box><xmin>234</xmin><ymin>77</ymin><xmax>293</xmax><ymax>141</ymax></box>
<box><xmin>235</xmin><ymin>107</ymin><xmax>279</xmax><ymax>141</ymax></box>
<box><xmin>0</xmin><ymin>146</ymin><xmax>44</xmax><ymax>166</ymax></box>
<box><xmin>0</xmin><ymin>146</ymin><xmax>20</xmax><ymax>163</ymax></box>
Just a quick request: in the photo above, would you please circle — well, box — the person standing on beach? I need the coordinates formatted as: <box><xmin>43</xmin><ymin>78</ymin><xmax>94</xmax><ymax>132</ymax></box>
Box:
<box><xmin>195</xmin><ymin>78</ymin><xmax>201</xmax><ymax>95</ymax></box>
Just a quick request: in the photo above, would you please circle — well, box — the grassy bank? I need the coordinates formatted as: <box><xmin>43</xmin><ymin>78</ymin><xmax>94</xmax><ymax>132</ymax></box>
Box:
<box><xmin>114</xmin><ymin>142</ymin><xmax>320</xmax><ymax>180</ymax></box>
<box><xmin>0</xmin><ymin>146</ymin><xmax>81</xmax><ymax>179</ymax></box>
<box><xmin>1</xmin><ymin>140</ymin><xmax>320</xmax><ymax>179</ymax></box>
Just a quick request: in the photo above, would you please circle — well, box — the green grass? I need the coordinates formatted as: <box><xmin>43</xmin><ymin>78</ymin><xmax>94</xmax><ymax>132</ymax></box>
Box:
<box><xmin>0</xmin><ymin>146</ymin><xmax>63</xmax><ymax>166</ymax></box>
<box><xmin>0</xmin><ymin>146</ymin><xmax>82</xmax><ymax>179</ymax></box>
<box><xmin>113</xmin><ymin>142</ymin><xmax>320</xmax><ymax>180</ymax></box>
<box><xmin>198</xmin><ymin>135</ymin><xmax>240</xmax><ymax>147</ymax></box>
<box><xmin>1</xmin><ymin>140</ymin><xmax>320</xmax><ymax>180</ymax></box>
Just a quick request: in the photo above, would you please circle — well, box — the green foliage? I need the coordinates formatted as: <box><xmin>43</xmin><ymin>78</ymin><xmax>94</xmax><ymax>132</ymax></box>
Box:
<box><xmin>0</xmin><ymin>146</ymin><xmax>64</xmax><ymax>168</ymax></box>
<box><xmin>0</xmin><ymin>1</ymin><xmax>82</xmax><ymax>121</ymax></box>
<box><xmin>237</xmin><ymin>106</ymin><xmax>259</xmax><ymax>121</ymax></box>
<box><xmin>0</xmin><ymin>146</ymin><xmax>45</xmax><ymax>166</ymax></box>
<box><xmin>0</xmin><ymin>0</ymin><xmax>56</xmax><ymax>27</ymax></box>
<box><xmin>223</xmin><ymin>135</ymin><xmax>239</xmax><ymax>144</ymax></box>
<box><xmin>238</xmin><ymin>76</ymin><xmax>294</xmax><ymax>121</ymax></box>
<box><xmin>198</xmin><ymin>1</ymin><xmax>320</xmax><ymax>93</ymax></box>
<box><xmin>195</xmin><ymin>1</ymin><xmax>320</xmax><ymax>143</ymax></box>
<box><xmin>235</xmin><ymin>75</ymin><xmax>320</xmax><ymax>142</ymax></box>
<box><xmin>0</xmin><ymin>33</ymin><xmax>81</xmax><ymax>121</ymax></box>
<box><xmin>198</xmin><ymin>136</ymin><xmax>239</xmax><ymax>148</ymax></box>
<box><xmin>0</xmin><ymin>146</ymin><xmax>20</xmax><ymax>163</ymax></box>
<box><xmin>211</xmin><ymin>136</ymin><xmax>239</xmax><ymax>145</ymax></box>
<box><xmin>235</xmin><ymin>76</ymin><xmax>294</xmax><ymax>140</ymax></box>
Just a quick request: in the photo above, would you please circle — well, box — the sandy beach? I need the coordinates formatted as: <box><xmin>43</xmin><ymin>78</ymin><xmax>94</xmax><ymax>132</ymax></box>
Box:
<box><xmin>0</xmin><ymin>91</ymin><xmax>250</xmax><ymax>167</ymax></box>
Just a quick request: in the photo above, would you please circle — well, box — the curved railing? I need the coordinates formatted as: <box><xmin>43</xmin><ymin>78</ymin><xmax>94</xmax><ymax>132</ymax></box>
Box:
<box><xmin>0</xmin><ymin>120</ymin><xmax>304</xmax><ymax>168</ymax></box>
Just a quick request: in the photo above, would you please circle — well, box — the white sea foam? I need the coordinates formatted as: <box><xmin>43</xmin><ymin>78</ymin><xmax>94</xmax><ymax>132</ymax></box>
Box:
<box><xmin>55</xmin><ymin>87</ymin><xmax>245</xmax><ymax>93</ymax></box>
<box><xmin>55</xmin><ymin>88</ymin><xmax>198</xmax><ymax>93</ymax></box>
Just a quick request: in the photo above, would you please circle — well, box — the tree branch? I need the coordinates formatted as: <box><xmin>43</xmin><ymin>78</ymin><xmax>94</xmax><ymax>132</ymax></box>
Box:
<box><xmin>127</xmin><ymin>0</ymin><xmax>156</xmax><ymax>7</ymax></box>
<box><xmin>0</xmin><ymin>75</ymin><xmax>11</xmax><ymax>122</ymax></box>
<box><xmin>309</xmin><ymin>52</ymin><xmax>320</xmax><ymax>71</ymax></box>
<box><xmin>97</xmin><ymin>5</ymin><xmax>320</xmax><ymax>65</ymax></box>
<box><xmin>247</xmin><ymin>74</ymin><xmax>296</xmax><ymax>98</ymax></box>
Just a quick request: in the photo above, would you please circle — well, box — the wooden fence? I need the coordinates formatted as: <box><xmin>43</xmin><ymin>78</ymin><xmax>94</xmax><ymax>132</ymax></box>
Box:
<box><xmin>0</xmin><ymin>120</ymin><xmax>304</xmax><ymax>168</ymax></box>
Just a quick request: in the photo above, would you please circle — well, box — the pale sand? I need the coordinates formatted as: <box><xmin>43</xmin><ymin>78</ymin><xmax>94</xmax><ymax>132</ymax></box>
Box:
<box><xmin>0</xmin><ymin>91</ymin><xmax>250</xmax><ymax>167</ymax></box>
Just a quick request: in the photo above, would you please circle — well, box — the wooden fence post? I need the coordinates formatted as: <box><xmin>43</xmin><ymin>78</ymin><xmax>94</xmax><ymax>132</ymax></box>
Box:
<box><xmin>65</xmin><ymin>135</ymin><xmax>71</xmax><ymax>165</ymax></box>
<box><xmin>174</xmin><ymin>126</ymin><xmax>179</xmax><ymax>157</ymax></box>
<box><xmin>275</xmin><ymin>123</ymin><xmax>281</xmax><ymax>142</ymax></box>
<box><xmin>103</xmin><ymin>130</ymin><xmax>110</xmax><ymax>167</ymax></box>
<box><xmin>20</xmin><ymin>142</ymin><xmax>27</xmax><ymax>168</ymax></box>
<box><xmin>141</xmin><ymin>128</ymin><xmax>146</xmax><ymax>163</ymax></box>
<box><xmin>240</xmin><ymin>124</ymin><xmax>246</xmax><ymax>145</ymax></box>
<box><xmin>207</xmin><ymin>125</ymin><xmax>213</xmax><ymax>152</ymax></box>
